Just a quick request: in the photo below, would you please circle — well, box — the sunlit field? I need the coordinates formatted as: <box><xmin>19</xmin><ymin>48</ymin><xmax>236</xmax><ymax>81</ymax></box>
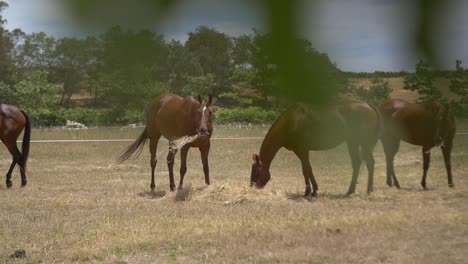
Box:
<box><xmin>1</xmin><ymin>123</ymin><xmax>468</xmax><ymax>263</ymax></box>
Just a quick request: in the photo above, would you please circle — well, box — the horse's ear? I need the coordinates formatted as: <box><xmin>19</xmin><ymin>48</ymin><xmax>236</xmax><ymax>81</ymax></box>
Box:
<box><xmin>197</xmin><ymin>95</ymin><xmax>202</xmax><ymax>104</ymax></box>
<box><xmin>208</xmin><ymin>95</ymin><xmax>213</xmax><ymax>106</ymax></box>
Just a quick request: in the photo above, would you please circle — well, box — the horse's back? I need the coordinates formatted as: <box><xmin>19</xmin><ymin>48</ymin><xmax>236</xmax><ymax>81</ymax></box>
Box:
<box><xmin>286</xmin><ymin>101</ymin><xmax>378</xmax><ymax>150</ymax></box>
<box><xmin>146</xmin><ymin>94</ymin><xmax>199</xmax><ymax>139</ymax></box>
<box><xmin>339</xmin><ymin>100</ymin><xmax>380</xmax><ymax>145</ymax></box>
<box><xmin>379</xmin><ymin>98</ymin><xmax>440</xmax><ymax>145</ymax></box>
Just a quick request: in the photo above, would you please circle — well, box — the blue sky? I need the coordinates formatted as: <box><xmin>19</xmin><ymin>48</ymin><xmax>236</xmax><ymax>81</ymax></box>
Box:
<box><xmin>2</xmin><ymin>0</ymin><xmax>468</xmax><ymax>72</ymax></box>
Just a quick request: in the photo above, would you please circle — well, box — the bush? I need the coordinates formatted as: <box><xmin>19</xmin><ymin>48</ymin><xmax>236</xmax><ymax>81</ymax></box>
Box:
<box><xmin>28</xmin><ymin>108</ymin><xmax>145</xmax><ymax>127</ymax></box>
<box><xmin>351</xmin><ymin>77</ymin><xmax>392</xmax><ymax>106</ymax></box>
<box><xmin>215</xmin><ymin>107</ymin><xmax>279</xmax><ymax>124</ymax></box>
<box><xmin>26</xmin><ymin>106</ymin><xmax>280</xmax><ymax>127</ymax></box>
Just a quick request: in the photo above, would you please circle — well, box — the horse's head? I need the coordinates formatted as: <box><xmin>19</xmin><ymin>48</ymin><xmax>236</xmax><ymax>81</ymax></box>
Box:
<box><xmin>433</xmin><ymin>102</ymin><xmax>453</xmax><ymax>146</ymax></box>
<box><xmin>194</xmin><ymin>95</ymin><xmax>213</xmax><ymax>136</ymax></box>
<box><xmin>250</xmin><ymin>154</ymin><xmax>271</xmax><ymax>188</ymax></box>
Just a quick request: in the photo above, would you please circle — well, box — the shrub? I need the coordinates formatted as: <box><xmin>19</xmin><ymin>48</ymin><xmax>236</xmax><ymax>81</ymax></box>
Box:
<box><xmin>27</xmin><ymin>107</ymin><xmax>145</xmax><ymax>127</ymax></box>
<box><xmin>215</xmin><ymin>107</ymin><xmax>279</xmax><ymax>124</ymax></box>
<box><xmin>351</xmin><ymin>77</ymin><xmax>392</xmax><ymax>106</ymax></box>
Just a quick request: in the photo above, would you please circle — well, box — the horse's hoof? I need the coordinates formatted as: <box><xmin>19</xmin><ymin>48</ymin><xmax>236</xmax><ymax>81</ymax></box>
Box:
<box><xmin>448</xmin><ymin>183</ymin><xmax>454</xmax><ymax>188</ymax></box>
<box><xmin>6</xmin><ymin>182</ymin><xmax>12</xmax><ymax>189</ymax></box>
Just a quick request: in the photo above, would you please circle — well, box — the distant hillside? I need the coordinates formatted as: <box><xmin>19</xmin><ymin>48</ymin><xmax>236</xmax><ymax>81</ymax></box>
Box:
<box><xmin>349</xmin><ymin>77</ymin><xmax>459</xmax><ymax>103</ymax></box>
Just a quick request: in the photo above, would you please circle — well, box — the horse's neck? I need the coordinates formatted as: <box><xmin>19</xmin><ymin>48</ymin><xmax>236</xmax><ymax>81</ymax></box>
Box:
<box><xmin>259</xmin><ymin>122</ymin><xmax>284</xmax><ymax>169</ymax></box>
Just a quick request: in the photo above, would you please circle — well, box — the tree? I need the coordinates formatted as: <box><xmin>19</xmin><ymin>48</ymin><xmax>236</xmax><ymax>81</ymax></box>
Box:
<box><xmin>96</xmin><ymin>26</ymin><xmax>169</xmax><ymax>108</ymax></box>
<box><xmin>404</xmin><ymin>60</ymin><xmax>442</xmax><ymax>102</ymax></box>
<box><xmin>180</xmin><ymin>74</ymin><xmax>215</xmax><ymax>97</ymax></box>
<box><xmin>165</xmin><ymin>40</ymin><xmax>203</xmax><ymax>94</ymax></box>
<box><xmin>3</xmin><ymin>70</ymin><xmax>63</xmax><ymax>110</ymax></box>
<box><xmin>0</xmin><ymin>1</ymin><xmax>12</xmax><ymax>82</ymax></box>
<box><xmin>232</xmin><ymin>34</ymin><xmax>254</xmax><ymax>70</ymax></box>
<box><xmin>14</xmin><ymin>32</ymin><xmax>56</xmax><ymax>71</ymax></box>
<box><xmin>352</xmin><ymin>77</ymin><xmax>392</xmax><ymax>106</ymax></box>
<box><xmin>449</xmin><ymin>59</ymin><xmax>468</xmax><ymax>115</ymax></box>
<box><xmin>185</xmin><ymin>26</ymin><xmax>233</xmax><ymax>96</ymax></box>
<box><xmin>50</xmin><ymin>36</ymin><xmax>99</xmax><ymax>106</ymax></box>
<box><xmin>248</xmin><ymin>31</ymin><xmax>340</xmax><ymax>105</ymax></box>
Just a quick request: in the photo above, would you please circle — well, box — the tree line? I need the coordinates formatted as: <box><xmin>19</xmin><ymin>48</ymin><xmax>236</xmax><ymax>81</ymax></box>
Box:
<box><xmin>1</xmin><ymin>1</ymin><xmax>467</xmax><ymax>125</ymax></box>
<box><xmin>0</xmin><ymin>2</ymin><xmax>340</xmax><ymax>112</ymax></box>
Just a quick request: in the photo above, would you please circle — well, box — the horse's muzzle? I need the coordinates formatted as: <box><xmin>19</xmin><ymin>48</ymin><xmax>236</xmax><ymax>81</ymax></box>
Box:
<box><xmin>198</xmin><ymin>128</ymin><xmax>210</xmax><ymax>136</ymax></box>
<box><xmin>252</xmin><ymin>182</ymin><xmax>265</xmax><ymax>189</ymax></box>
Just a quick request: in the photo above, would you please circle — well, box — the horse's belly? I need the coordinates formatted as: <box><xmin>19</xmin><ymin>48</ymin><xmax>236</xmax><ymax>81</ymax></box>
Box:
<box><xmin>298</xmin><ymin>126</ymin><xmax>345</xmax><ymax>151</ymax></box>
<box><xmin>397</xmin><ymin>122</ymin><xmax>433</xmax><ymax>146</ymax></box>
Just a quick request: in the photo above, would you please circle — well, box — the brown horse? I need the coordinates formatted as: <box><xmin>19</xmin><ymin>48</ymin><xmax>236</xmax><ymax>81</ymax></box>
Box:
<box><xmin>379</xmin><ymin>98</ymin><xmax>455</xmax><ymax>189</ymax></box>
<box><xmin>250</xmin><ymin>99</ymin><xmax>381</xmax><ymax>197</ymax></box>
<box><xmin>119</xmin><ymin>93</ymin><xmax>213</xmax><ymax>191</ymax></box>
<box><xmin>0</xmin><ymin>104</ymin><xmax>31</xmax><ymax>188</ymax></box>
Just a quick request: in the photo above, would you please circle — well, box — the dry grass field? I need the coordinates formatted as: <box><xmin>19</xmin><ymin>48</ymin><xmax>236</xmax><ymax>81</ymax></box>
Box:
<box><xmin>1</xmin><ymin>123</ymin><xmax>468</xmax><ymax>263</ymax></box>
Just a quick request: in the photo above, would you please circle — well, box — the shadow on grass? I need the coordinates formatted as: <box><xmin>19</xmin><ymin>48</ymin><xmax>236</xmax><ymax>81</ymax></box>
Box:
<box><xmin>285</xmin><ymin>191</ymin><xmax>359</xmax><ymax>201</ymax></box>
<box><xmin>138</xmin><ymin>190</ymin><xmax>166</xmax><ymax>199</ymax></box>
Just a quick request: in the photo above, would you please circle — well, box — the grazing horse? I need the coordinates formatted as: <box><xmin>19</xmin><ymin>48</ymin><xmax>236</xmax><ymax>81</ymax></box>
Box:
<box><xmin>250</xmin><ymin>99</ymin><xmax>381</xmax><ymax>197</ymax></box>
<box><xmin>379</xmin><ymin>98</ymin><xmax>455</xmax><ymax>189</ymax></box>
<box><xmin>119</xmin><ymin>93</ymin><xmax>213</xmax><ymax>191</ymax></box>
<box><xmin>0</xmin><ymin>104</ymin><xmax>31</xmax><ymax>188</ymax></box>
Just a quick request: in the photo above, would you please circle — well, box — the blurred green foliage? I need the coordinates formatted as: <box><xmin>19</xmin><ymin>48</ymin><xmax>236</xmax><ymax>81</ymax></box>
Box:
<box><xmin>1</xmin><ymin>0</ymin><xmax>466</xmax><ymax>126</ymax></box>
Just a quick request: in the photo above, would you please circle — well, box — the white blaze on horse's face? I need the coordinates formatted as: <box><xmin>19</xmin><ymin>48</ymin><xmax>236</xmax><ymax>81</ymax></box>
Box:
<box><xmin>198</xmin><ymin>105</ymin><xmax>210</xmax><ymax>136</ymax></box>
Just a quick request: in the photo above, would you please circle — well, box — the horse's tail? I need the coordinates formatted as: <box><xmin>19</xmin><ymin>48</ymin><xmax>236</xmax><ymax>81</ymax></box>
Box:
<box><xmin>118</xmin><ymin>127</ymin><xmax>148</xmax><ymax>162</ymax></box>
<box><xmin>20</xmin><ymin>110</ymin><xmax>31</xmax><ymax>172</ymax></box>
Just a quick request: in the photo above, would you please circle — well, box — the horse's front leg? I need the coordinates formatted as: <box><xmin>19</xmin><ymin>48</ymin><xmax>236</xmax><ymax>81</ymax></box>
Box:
<box><xmin>167</xmin><ymin>145</ymin><xmax>178</xmax><ymax>192</ymax></box>
<box><xmin>421</xmin><ymin>146</ymin><xmax>431</xmax><ymax>190</ymax></box>
<box><xmin>295</xmin><ymin>149</ymin><xmax>317</xmax><ymax>197</ymax></box>
<box><xmin>199</xmin><ymin>142</ymin><xmax>211</xmax><ymax>185</ymax></box>
<box><xmin>178</xmin><ymin>145</ymin><xmax>190</xmax><ymax>189</ymax></box>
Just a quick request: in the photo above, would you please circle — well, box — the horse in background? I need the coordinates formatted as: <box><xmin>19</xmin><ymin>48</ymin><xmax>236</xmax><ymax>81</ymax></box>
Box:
<box><xmin>250</xmin><ymin>99</ymin><xmax>381</xmax><ymax>197</ymax></box>
<box><xmin>379</xmin><ymin>98</ymin><xmax>455</xmax><ymax>189</ymax></box>
<box><xmin>0</xmin><ymin>105</ymin><xmax>31</xmax><ymax>188</ymax></box>
<box><xmin>119</xmin><ymin>94</ymin><xmax>213</xmax><ymax>192</ymax></box>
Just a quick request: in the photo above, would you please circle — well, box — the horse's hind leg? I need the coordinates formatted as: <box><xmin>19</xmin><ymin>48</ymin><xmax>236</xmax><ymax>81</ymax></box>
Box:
<box><xmin>346</xmin><ymin>142</ymin><xmax>361</xmax><ymax>195</ymax></box>
<box><xmin>5</xmin><ymin>156</ymin><xmax>17</xmax><ymax>188</ymax></box>
<box><xmin>3</xmin><ymin>141</ymin><xmax>22</xmax><ymax>188</ymax></box>
<box><xmin>167</xmin><ymin>145</ymin><xmax>178</xmax><ymax>191</ymax></box>
<box><xmin>149</xmin><ymin>134</ymin><xmax>161</xmax><ymax>191</ymax></box>
<box><xmin>361</xmin><ymin>146</ymin><xmax>375</xmax><ymax>194</ymax></box>
<box><xmin>421</xmin><ymin>146</ymin><xmax>431</xmax><ymax>190</ymax></box>
<box><xmin>382</xmin><ymin>137</ymin><xmax>401</xmax><ymax>188</ymax></box>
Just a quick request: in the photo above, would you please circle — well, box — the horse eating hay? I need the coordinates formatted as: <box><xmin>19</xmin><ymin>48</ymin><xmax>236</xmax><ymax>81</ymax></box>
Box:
<box><xmin>250</xmin><ymin>99</ymin><xmax>381</xmax><ymax>197</ymax></box>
